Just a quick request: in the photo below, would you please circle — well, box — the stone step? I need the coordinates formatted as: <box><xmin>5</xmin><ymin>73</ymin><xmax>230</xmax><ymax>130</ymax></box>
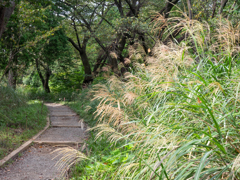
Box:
<box><xmin>48</xmin><ymin>108</ymin><xmax>74</xmax><ymax>112</ymax></box>
<box><xmin>49</xmin><ymin>113</ymin><xmax>77</xmax><ymax>117</ymax></box>
<box><xmin>34</xmin><ymin>140</ymin><xmax>83</xmax><ymax>145</ymax></box>
<box><xmin>34</xmin><ymin>127</ymin><xmax>86</xmax><ymax>144</ymax></box>
<box><xmin>50</xmin><ymin>116</ymin><xmax>82</xmax><ymax>127</ymax></box>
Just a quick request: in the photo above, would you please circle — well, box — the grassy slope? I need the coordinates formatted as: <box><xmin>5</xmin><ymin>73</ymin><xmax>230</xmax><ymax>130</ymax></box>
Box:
<box><xmin>0</xmin><ymin>86</ymin><xmax>48</xmax><ymax>160</ymax></box>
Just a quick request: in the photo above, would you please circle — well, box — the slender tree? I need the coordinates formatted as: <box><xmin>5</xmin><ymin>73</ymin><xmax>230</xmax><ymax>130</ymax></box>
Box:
<box><xmin>0</xmin><ymin>0</ymin><xmax>16</xmax><ymax>38</ymax></box>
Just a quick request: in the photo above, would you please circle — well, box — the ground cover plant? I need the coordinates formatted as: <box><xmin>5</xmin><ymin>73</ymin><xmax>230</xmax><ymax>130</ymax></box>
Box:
<box><xmin>0</xmin><ymin>85</ymin><xmax>48</xmax><ymax>160</ymax></box>
<box><xmin>60</xmin><ymin>17</ymin><xmax>240</xmax><ymax>179</ymax></box>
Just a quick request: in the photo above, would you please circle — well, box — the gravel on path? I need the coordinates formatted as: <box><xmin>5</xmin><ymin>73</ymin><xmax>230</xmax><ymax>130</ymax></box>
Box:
<box><xmin>36</xmin><ymin>127</ymin><xmax>86</xmax><ymax>142</ymax></box>
<box><xmin>0</xmin><ymin>145</ymin><xmax>70</xmax><ymax>180</ymax></box>
<box><xmin>0</xmin><ymin>103</ymin><xmax>87</xmax><ymax>180</ymax></box>
<box><xmin>51</xmin><ymin>116</ymin><xmax>81</xmax><ymax>127</ymax></box>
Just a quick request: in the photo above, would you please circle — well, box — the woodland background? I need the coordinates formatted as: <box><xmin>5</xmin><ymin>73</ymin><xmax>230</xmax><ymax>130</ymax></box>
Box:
<box><xmin>1</xmin><ymin>0</ymin><xmax>240</xmax><ymax>179</ymax></box>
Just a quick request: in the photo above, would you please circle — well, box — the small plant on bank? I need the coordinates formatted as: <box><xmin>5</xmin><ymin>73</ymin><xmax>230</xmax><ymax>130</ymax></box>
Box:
<box><xmin>0</xmin><ymin>85</ymin><xmax>48</xmax><ymax>159</ymax></box>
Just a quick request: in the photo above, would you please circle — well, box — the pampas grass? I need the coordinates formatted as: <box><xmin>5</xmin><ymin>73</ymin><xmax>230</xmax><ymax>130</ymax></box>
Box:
<box><xmin>56</xmin><ymin>16</ymin><xmax>240</xmax><ymax>179</ymax></box>
<box><xmin>88</xmin><ymin>17</ymin><xmax>240</xmax><ymax>179</ymax></box>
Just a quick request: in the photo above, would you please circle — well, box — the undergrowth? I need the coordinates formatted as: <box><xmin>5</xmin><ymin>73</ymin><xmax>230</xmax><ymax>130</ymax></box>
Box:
<box><xmin>60</xmin><ymin>17</ymin><xmax>240</xmax><ymax>179</ymax></box>
<box><xmin>18</xmin><ymin>86</ymin><xmax>79</xmax><ymax>102</ymax></box>
<box><xmin>0</xmin><ymin>85</ymin><xmax>48</xmax><ymax>160</ymax></box>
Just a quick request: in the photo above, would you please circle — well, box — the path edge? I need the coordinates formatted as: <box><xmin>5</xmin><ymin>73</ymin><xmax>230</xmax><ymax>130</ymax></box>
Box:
<box><xmin>0</xmin><ymin>115</ymin><xmax>50</xmax><ymax>167</ymax></box>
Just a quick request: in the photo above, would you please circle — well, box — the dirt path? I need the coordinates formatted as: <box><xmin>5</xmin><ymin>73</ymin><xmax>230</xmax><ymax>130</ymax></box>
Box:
<box><xmin>0</xmin><ymin>103</ymin><xmax>87</xmax><ymax>180</ymax></box>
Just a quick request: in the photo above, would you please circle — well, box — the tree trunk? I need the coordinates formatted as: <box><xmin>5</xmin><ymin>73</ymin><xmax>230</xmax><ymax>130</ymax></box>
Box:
<box><xmin>44</xmin><ymin>67</ymin><xmax>51</xmax><ymax>93</ymax></box>
<box><xmin>8</xmin><ymin>68</ymin><xmax>17</xmax><ymax>90</ymax></box>
<box><xmin>67</xmin><ymin>37</ymin><xmax>93</xmax><ymax>84</ymax></box>
<box><xmin>218</xmin><ymin>0</ymin><xmax>229</xmax><ymax>15</ymax></box>
<box><xmin>8</xmin><ymin>69</ymin><xmax>14</xmax><ymax>88</ymax></box>
<box><xmin>137</xmin><ymin>31</ymin><xmax>149</xmax><ymax>54</ymax></box>
<box><xmin>68</xmin><ymin>17</ymin><xmax>93</xmax><ymax>84</ymax></box>
<box><xmin>93</xmin><ymin>52</ymin><xmax>108</xmax><ymax>74</ymax></box>
<box><xmin>187</xmin><ymin>0</ymin><xmax>192</xmax><ymax>19</ymax></box>
<box><xmin>110</xmin><ymin>56</ymin><xmax>119</xmax><ymax>73</ymax></box>
<box><xmin>0</xmin><ymin>50</ymin><xmax>13</xmax><ymax>82</ymax></box>
<box><xmin>0</xmin><ymin>0</ymin><xmax>16</xmax><ymax>38</ymax></box>
<box><xmin>79</xmin><ymin>49</ymin><xmax>93</xmax><ymax>84</ymax></box>
<box><xmin>12</xmin><ymin>69</ymin><xmax>17</xmax><ymax>89</ymax></box>
<box><xmin>211</xmin><ymin>0</ymin><xmax>217</xmax><ymax>18</ymax></box>
<box><xmin>35</xmin><ymin>59</ymin><xmax>51</xmax><ymax>93</ymax></box>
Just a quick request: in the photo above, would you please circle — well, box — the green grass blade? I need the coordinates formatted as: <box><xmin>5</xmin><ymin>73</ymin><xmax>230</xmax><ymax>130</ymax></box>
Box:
<box><xmin>194</xmin><ymin>151</ymin><xmax>212</xmax><ymax>180</ymax></box>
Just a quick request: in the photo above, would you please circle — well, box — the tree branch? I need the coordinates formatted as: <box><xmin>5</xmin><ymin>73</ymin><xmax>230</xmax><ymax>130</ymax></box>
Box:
<box><xmin>211</xmin><ymin>0</ymin><xmax>217</xmax><ymax>18</ymax></box>
<box><xmin>218</xmin><ymin>0</ymin><xmax>229</xmax><ymax>14</ymax></box>
<box><xmin>71</xmin><ymin>18</ymin><xmax>82</xmax><ymax>49</ymax></box>
<box><xmin>114</xmin><ymin>0</ymin><xmax>124</xmax><ymax>17</ymax></box>
<box><xmin>124</xmin><ymin>0</ymin><xmax>137</xmax><ymax>17</ymax></box>
<box><xmin>67</xmin><ymin>37</ymin><xmax>81</xmax><ymax>52</ymax></box>
<box><xmin>187</xmin><ymin>0</ymin><xmax>192</xmax><ymax>19</ymax></box>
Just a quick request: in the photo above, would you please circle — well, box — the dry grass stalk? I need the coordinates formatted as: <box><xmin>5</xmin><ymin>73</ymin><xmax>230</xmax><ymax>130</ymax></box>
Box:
<box><xmin>52</xmin><ymin>147</ymin><xmax>88</xmax><ymax>178</ymax></box>
<box><xmin>109</xmin><ymin>51</ymin><xmax>118</xmax><ymax>59</ymax></box>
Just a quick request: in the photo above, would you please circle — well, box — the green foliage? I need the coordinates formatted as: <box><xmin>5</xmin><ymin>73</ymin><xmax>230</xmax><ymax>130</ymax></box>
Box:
<box><xmin>23</xmin><ymin>71</ymin><xmax>42</xmax><ymax>87</ymax></box>
<box><xmin>50</xmin><ymin>70</ymin><xmax>84</xmax><ymax>92</ymax></box>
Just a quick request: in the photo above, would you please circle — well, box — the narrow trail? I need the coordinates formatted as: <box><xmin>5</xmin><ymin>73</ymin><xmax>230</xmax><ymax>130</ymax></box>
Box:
<box><xmin>0</xmin><ymin>103</ymin><xmax>87</xmax><ymax>180</ymax></box>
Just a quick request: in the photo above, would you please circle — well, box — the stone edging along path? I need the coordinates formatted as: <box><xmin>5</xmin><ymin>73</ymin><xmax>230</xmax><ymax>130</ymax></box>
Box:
<box><xmin>0</xmin><ymin>103</ymin><xmax>87</xmax><ymax>180</ymax></box>
<box><xmin>0</xmin><ymin>116</ymin><xmax>50</xmax><ymax>167</ymax></box>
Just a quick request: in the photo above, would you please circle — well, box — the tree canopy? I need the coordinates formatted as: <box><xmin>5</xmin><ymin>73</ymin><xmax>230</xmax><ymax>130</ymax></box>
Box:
<box><xmin>0</xmin><ymin>0</ymin><xmax>239</xmax><ymax>92</ymax></box>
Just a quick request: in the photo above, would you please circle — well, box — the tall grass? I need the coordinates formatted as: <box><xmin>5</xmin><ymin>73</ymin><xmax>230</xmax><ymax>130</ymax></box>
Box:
<box><xmin>62</xmin><ymin>17</ymin><xmax>240</xmax><ymax>179</ymax></box>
